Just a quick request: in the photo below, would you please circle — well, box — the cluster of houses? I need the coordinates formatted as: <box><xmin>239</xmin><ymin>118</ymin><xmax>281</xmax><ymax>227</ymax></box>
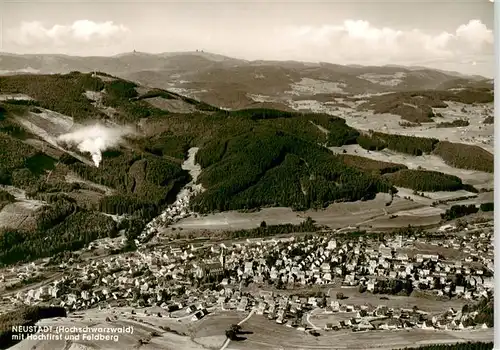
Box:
<box><xmin>138</xmin><ymin>147</ymin><xmax>204</xmax><ymax>243</ymax></box>
<box><xmin>250</xmin><ymin>290</ymin><xmax>489</xmax><ymax>332</ymax></box>
<box><xmin>0</xmin><ymin>219</ymin><xmax>493</xmax><ymax>333</ymax></box>
<box><xmin>138</xmin><ymin>187</ymin><xmax>194</xmax><ymax>242</ymax></box>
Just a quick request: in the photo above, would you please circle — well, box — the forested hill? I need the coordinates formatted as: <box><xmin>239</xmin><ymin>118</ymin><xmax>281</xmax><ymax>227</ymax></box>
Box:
<box><xmin>0</xmin><ymin>71</ymin><xmax>397</xmax><ymax>214</ymax></box>
<box><xmin>0</xmin><ymin>71</ymin><xmax>493</xmax><ymax>266</ymax></box>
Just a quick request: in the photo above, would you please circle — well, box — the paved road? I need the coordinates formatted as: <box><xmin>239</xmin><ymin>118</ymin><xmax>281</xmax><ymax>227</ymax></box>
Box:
<box><xmin>2</xmin><ymin>271</ymin><xmax>64</xmax><ymax>297</ymax></box>
<box><xmin>305</xmin><ymin>308</ymin><xmax>322</xmax><ymax>330</ymax></box>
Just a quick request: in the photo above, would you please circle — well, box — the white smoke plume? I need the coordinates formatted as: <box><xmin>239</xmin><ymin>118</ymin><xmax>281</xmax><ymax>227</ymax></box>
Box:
<box><xmin>57</xmin><ymin>123</ymin><xmax>134</xmax><ymax>167</ymax></box>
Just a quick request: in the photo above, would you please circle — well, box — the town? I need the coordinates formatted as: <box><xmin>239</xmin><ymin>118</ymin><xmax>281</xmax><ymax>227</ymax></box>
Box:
<box><xmin>1</xmin><ymin>218</ymin><xmax>494</xmax><ymax>336</ymax></box>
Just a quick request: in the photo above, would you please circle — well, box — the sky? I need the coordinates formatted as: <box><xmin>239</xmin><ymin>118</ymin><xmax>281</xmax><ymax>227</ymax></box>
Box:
<box><xmin>0</xmin><ymin>0</ymin><xmax>495</xmax><ymax>77</ymax></box>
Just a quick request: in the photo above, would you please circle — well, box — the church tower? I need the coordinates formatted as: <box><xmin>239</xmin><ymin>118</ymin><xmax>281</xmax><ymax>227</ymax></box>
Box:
<box><xmin>219</xmin><ymin>248</ymin><xmax>226</xmax><ymax>269</ymax></box>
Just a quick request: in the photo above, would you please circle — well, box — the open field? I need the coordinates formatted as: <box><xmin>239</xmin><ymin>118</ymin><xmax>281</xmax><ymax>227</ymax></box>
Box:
<box><xmin>287</xmin><ymin>78</ymin><xmax>347</xmax><ymax>95</ymax></box>
<box><xmin>0</xmin><ymin>201</ymin><xmax>43</xmax><ymax>230</ymax></box>
<box><xmin>170</xmin><ymin>185</ymin><xmax>487</xmax><ymax>233</ymax></box>
<box><xmin>144</xmin><ymin>96</ymin><xmax>197</xmax><ymax>113</ymax></box>
<box><xmin>14</xmin><ymin>109</ymin><xmax>75</xmax><ymax>145</ymax></box>
<box><xmin>303</xmin><ymin>195</ymin><xmax>425</xmax><ymax>229</ymax></box>
<box><xmin>394</xmin><ymin>187</ymin><xmax>480</xmax><ymax>206</ymax></box>
<box><xmin>329</xmin><ymin>144</ymin><xmax>493</xmax><ymax>189</ymax></box>
<box><xmin>171</xmin><ymin>207</ymin><xmax>305</xmax><ymax>230</ymax></box>
<box><xmin>359</xmin><ymin>211</ymin><xmax>442</xmax><ymax>230</ymax></box>
<box><xmin>225</xmin><ymin>314</ymin><xmax>493</xmax><ymax>350</ymax></box>
<box><xmin>192</xmin><ymin>310</ymin><xmax>244</xmax><ymax>349</ymax></box>
<box><xmin>171</xmin><ymin>190</ymin><xmax>458</xmax><ymax>233</ymax></box>
<box><xmin>287</xmin><ymin>97</ymin><xmax>493</xmax><ymax>153</ymax></box>
<box><xmin>339</xmin><ymin>100</ymin><xmax>493</xmax><ymax>153</ymax></box>
<box><xmin>0</xmin><ymin>186</ymin><xmax>46</xmax><ymax>230</ymax></box>
<box><xmin>13</xmin><ymin>111</ymin><xmax>96</xmax><ymax>167</ymax></box>
<box><xmin>436</xmin><ymin>190</ymin><xmax>493</xmax><ymax>207</ymax></box>
<box><xmin>64</xmin><ymin>173</ymin><xmax>115</xmax><ymax>195</ymax></box>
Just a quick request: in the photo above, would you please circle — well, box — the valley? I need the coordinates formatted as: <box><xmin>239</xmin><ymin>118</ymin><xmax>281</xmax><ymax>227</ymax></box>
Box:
<box><xmin>0</xmin><ymin>65</ymin><xmax>494</xmax><ymax>262</ymax></box>
<box><xmin>0</xmin><ymin>53</ymin><xmax>494</xmax><ymax>350</ymax></box>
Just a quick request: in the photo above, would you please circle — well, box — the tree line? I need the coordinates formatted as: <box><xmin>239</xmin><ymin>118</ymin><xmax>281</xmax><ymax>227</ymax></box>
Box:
<box><xmin>384</xmin><ymin>169</ymin><xmax>464</xmax><ymax>192</ymax></box>
<box><xmin>436</xmin><ymin>119</ymin><xmax>469</xmax><ymax>128</ymax></box>
<box><xmin>433</xmin><ymin>141</ymin><xmax>493</xmax><ymax>173</ymax></box>
<box><xmin>441</xmin><ymin>204</ymin><xmax>479</xmax><ymax>221</ymax></box>
<box><xmin>358</xmin><ymin>278</ymin><xmax>414</xmax><ymax>296</ymax></box>
<box><xmin>355</xmin><ymin>132</ymin><xmax>493</xmax><ymax>173</ymax></box>
<box><xmin>0</xmin><ymin>189</ymin><xmax>15</xmax><ymax>211</ymax></box>
<box><xmin>397</xmin><ymin>342</ymin><xmax>493</xmax><ymax>350</ymax></box>
<box><xmin>224</xmin><ymin>217</ymin><xmax>319</xmax><ymax>239</ymax></box>
<box><xmin>479</xmin><ymin>202</ymin><xmax>493</xmax><ymax>212</ymax></box>
<box><xmin>0</xmin><ymin>201</ymin><xmax>118</xmax><ymax>266</ymax></box>
<box><xmin>357</xmin><ymin>131</ymin><xmax>439</xmax><ymax>156</ymax></box>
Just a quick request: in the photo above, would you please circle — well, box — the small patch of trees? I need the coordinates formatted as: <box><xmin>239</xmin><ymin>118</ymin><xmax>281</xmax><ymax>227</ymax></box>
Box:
<box><xmin>384</xmin><ymin>169</ymin><xmax>464</xmax><ymax>192</ymax></box>
<box><xmin>482</xmin><ymin>116</ymin><xmax>493</xmax><ymax>124</ymax></box>
<box><xmin>224</xmin><ymin>217</ymin><xmax>318</xmax><ymax>239</ymax></box>
<box><xmin>356</xmin><ymin>132</ymin><xmax>439</xmax><ymax>156</ymax></box>
<box><xmin>0</xmin><ymin>190</ymin><xmax>15</xmax><ymax>211</ymax></box>
<box><xmin>336</xmin><ymin>292</ymin><xmax>348</xmax><ymax>300</ymax></box>
<box><xmin>362</xmin><ymin>278</ymin><xmax>414</xmax><ymax>296</ymax></box>
<box><xmin>436</xmin><ymin>119</ymin><xmax>469</xmax><ymax>128</ymax></box>
<box><xmin>433</xmin><ymin>141</ymin><xmax>493</xmax><ymax>173</ymax></box>
<box><xmin>479</xmin><ymin>202</ymin><xmax>493</xmax><ymax>212</ymax></box>
<box><xmin>356</xmin><ymin>134</ymin><xmax>388</xmax><ymax>151</ymax></box>
<box><xmin>441</xmin><ymin>204</ymin><xmax>479</xmax><ymax>221</ymax></box>
<box><xmin>225</xmin><ymin>324</ymin><xmax>243</xmax><ymax>341</ymax></box>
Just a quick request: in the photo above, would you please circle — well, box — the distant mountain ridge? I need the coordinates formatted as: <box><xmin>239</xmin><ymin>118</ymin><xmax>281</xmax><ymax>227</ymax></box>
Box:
<box><xmin>0</xmin><ymin>51</ymin><xmax>492</xmax><ymax>109</ymax></box>
<box><xmin>0</xmin><ymin>50</ymin><xmax>488</xmax><ymax>79</ymax></box>
<box><xmin>382</xmin><ymin>64</ymin><xmax>486</xmax><ymax>81</ymax></box>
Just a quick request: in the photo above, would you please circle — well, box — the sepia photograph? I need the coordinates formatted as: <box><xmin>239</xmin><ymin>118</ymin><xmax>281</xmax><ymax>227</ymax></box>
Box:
<box><xmin>0</xmin><ymin>0</ymin><xmax>495</xmax><ymax>349</ymax></box>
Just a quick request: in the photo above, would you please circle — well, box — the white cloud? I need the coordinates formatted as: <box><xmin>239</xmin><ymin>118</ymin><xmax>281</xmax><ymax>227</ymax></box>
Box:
<box><xmin>7</xmin><ymin>20</ymin><xmax>129</xmax><ymax>48</ymax></box>
<box><xmin>3</xmin><ymin>17</ymin><xmax>493</xmax><ymax>76</ymax></box>
<box><xmin>270</xmin><ymin>19</ymin><xmax>493</xmax><ymax>67</ymax></box>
